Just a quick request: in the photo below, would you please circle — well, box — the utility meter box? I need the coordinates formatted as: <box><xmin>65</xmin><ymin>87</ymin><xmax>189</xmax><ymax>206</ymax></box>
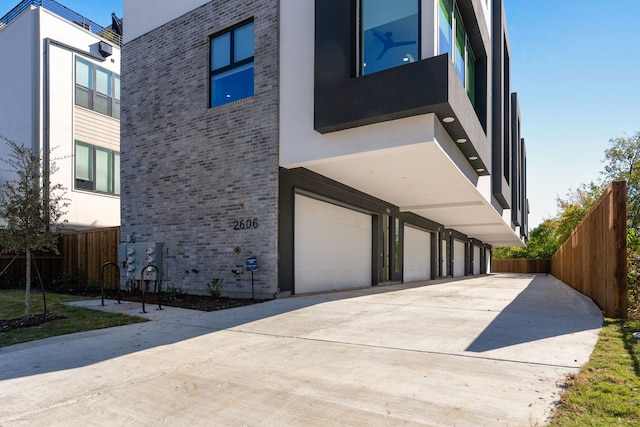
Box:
<box><xmin>118</xmin><ymin>242</ymin><xmax>163</xmax><ymax>281</ymax></box>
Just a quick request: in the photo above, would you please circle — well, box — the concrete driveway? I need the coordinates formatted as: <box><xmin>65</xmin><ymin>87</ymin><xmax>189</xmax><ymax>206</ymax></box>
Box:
<box><xmin>0</xmin><ymin>274</ymin><xmax>602</xmax><ymax>426</ymax></box>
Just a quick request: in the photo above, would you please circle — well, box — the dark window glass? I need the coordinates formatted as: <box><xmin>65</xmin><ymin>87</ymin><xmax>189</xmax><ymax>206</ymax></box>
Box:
<box><xmin>361</xmin><ymin>0</ymin><xmax>419</xmax><ymax>75</ymax></box>
<box><xmin>210</xmin><ymin>21</ymin><xmax>255</xmax><ymax>107</ymax></box>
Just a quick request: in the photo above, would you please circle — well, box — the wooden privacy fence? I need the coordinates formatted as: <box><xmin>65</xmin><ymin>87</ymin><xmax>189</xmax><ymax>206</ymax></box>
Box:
<box><xmin>61</xmin><ymin>226</ymin><xmax>121</xmax><ymax>289</ymax></box>
<box><xmin>1</xmin><ymin>227</ymin><xmax>121</xmax><ymax>289</ymax></box>
<box><xmin>492</xmin><ymin>258</ymin><xmax>550</xmax><ymax>274</ymax></box>
<box><xmin>551</xmin><ymin>181</ymin><xmax>627</xmax><ymax>318</ymax></box>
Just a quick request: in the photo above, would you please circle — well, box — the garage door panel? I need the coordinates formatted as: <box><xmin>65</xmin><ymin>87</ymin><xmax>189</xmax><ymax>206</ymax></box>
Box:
<box><xmin>453</xmin><ymin>240</ymin><xmax>466</xmax><ymax>277</ymax></box>
<box><xmin>403</xmin><ymin>226</ymin><xmax>431</xmax><ymax>282</ymax></box>
<box><xmin>295</xmin><ymin>195</ymin><xmax>372</xmax><ymax>294</ymax></box>
<box><xmin>473</xmin><ymin>246</ymin><xmax>481</xmax><ymax>275</ymax></box>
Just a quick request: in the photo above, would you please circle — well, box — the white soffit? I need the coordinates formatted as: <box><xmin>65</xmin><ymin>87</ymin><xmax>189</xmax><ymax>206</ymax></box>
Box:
<box><xmin>300</xmin><ymin>140</ymin><xmax>522</xmax><ymax>247</ymax></box>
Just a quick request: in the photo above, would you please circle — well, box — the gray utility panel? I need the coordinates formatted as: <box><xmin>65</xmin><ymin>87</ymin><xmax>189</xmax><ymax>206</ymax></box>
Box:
<box><xmin>118</xmin><ymin>242</ymin><xmax>164</xmax><ymax>281</ymax></box>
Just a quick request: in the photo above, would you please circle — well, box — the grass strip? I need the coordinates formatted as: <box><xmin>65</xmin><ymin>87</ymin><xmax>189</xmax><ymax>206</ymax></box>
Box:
<box><xmin>0</xmin><ymin>289</ymin><xmax>146</xmax><ymax>347</ymax></box>
<box><xmin>549</xmin><ymin>318</ymin><xmax>640</xmax><ymax>426</ymax></box>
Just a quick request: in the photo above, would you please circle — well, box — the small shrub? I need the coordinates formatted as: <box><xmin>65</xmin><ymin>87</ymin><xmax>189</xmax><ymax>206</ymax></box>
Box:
<box><xmin>165</xmin><ymin>284</ymin><xmax>186</xmax><ymax>302</ymax></box>
<box><xmin>206</xmin><ymin>278</ymin><xmax>223</xmax><ymax>299</ymax></box>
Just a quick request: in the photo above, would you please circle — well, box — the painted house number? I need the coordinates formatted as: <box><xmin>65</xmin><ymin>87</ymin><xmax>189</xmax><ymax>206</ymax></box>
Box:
<box><xmin>233</xmin><ymin>218</ymin><xmax>259</xmax><ymax>230</ymax></box>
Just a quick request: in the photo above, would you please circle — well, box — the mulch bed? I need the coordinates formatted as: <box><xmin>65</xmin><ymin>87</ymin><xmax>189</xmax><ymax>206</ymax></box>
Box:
<box><xmin>80</xmin><ymin>289</ymin><xmax>267</xmax><ymax>312</ymax></box>
<box><xmin>0</xmin><ymin>313</ymin><xmax>65</xmax><ymax>333</ymax></box>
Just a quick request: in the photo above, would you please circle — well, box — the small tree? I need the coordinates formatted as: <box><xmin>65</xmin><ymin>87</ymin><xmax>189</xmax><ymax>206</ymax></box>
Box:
<box><xmin>0</xmin><ymin>136</ymin><xmax>68</xmax><ymax>319</ymax></box>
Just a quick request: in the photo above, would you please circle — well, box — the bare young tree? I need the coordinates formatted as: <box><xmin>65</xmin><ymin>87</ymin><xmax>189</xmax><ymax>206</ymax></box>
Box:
<box><xmin>0</xmin><ymin>135</ymin><xmax>68</xmax><ymax>319</ymax></box>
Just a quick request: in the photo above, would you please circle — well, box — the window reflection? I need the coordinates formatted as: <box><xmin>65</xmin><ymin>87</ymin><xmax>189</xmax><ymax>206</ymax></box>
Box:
<box><xmin>361</xmin><ymin>0</ymin><xmax>419</xmax><ymax>76</ymax></box>
<box><xmin>210</xmin><ymin>21</ymin><xmax>254</xmax><ymax>107</ymax></box>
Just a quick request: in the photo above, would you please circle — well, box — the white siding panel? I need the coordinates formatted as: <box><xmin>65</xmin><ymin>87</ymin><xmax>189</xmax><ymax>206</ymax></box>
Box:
<box><xmin>403</xmin><ymin>226</ymin><xmax>431</xmax><ymax>282</ymax></box>
<box><xmin>295</xmin><ymin>195</ymin><xmax>372</xmax><ymax>294</ymax></box>
<box><xmin>74</xmin><ymin>106</ymin><xmax>119</xmax><ymax>149</ymax></box>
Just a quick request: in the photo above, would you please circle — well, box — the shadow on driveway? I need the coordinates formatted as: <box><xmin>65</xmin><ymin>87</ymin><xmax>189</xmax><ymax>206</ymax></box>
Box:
<box><xmin>466</xmin><ymin>274</ymin><xmax>603</xmax><ymax>353</ymax></box>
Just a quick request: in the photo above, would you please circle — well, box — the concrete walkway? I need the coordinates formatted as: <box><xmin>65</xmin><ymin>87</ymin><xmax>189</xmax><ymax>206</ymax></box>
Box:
<box><xmin>0</xmin><ymin>274</ymin><xmax>602</xmax><ymax>426</ymax></box>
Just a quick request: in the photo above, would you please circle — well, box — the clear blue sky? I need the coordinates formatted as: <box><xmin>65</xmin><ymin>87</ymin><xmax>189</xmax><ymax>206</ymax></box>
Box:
<box><xmin>3</xmin><ymin>0</ymin><xmax>638</xmax><ymax>228</ymax></box>
<box><xmin>504</xmin><ymin>0</ymin><xmax>640</xmax><ymax>226</ymax></box>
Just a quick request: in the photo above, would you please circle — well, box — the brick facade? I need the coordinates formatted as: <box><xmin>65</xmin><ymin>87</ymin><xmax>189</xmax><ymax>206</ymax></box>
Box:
<box><xmin>121</xmin><ymin>0</ymin><xmax>280</xmax><ymax>298</ymax></box>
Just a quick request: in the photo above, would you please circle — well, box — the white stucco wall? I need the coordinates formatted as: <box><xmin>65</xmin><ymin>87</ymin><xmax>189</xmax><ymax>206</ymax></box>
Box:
<box><xmin>123</xmin><ymin>0</ymin><xmax>210</xmax><ymax>42</ymax></box>
<box><xmin>0</xmin><ymin>6</ymin><xmax>39</xmax><ymax>178</ymax></box>
<box><xmin>0</xmin><ymin>7</ymin><xmax>121</xmax><ymax>229</ymax></box>
<box><xmin>279</xmin><ymin>0</ymin><xmax>443</xmax><ymax>166</ymax></box>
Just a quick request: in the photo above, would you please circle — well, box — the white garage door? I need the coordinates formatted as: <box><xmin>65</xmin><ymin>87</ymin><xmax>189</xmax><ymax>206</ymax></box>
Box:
<box><xmin>473</xmin><ymin>246</ymin><xmax>481</xmax><ymax>275</ymax></box>
<box><xmin>295</xmin><ymin>195</ymin><xmax>372</xmax><ymax>294</ymax></box>
<box><xmin>403</xmin><ymin>226</ymin><xmax>431</xmax><ymax>282</ymax></box>
<box><xmin>453</xmin><ymin>239</ymin><xmax>466</xmax><ymax>277</ymax></box>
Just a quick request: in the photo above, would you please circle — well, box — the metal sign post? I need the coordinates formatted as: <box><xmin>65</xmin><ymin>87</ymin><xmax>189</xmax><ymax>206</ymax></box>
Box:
<box><xmin>245</xmin><ymin>256</ymin><xmax>257</xmax><ymax>300</ymax></box>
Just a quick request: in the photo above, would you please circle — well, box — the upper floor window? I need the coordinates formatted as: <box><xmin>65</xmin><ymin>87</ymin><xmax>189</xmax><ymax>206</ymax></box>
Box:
<box><xmin>210</xmin><ymin>20</ymin><xmax>255</xmax><ymax>107</ymax></box>
<box><xmin>75</xmin><ymin>141</ymin><xmax>120</xmax><ymax>196</ymax></box>
<box><xmin>438</xmin><ymin>0</ymin><xmax>476</xmax><ymax>104</ymax></box>
<box><xmin>75</xmin><ymin>57</ymin><xmax>121</xmax><ymax>119</ymax></box>
<box><xmin>360</xmin><ymin>0</ymin><xmax>419</xmax><ymax>76</ymax></box>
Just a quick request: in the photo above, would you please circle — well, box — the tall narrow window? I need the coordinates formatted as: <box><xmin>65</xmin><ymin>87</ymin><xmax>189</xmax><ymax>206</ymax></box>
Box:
<box><xmin>438</xmin><ymin>0</ymin><xmax>476</xmax><ymax>105</ymax></box>
<box><xmin>210</xmin><ymin>20</ymin><xmax>255</xmax><ymax>107</ymax></box>
<box><xmin>466</xmin><ymin>49</ymin><xmax>476</xmax><ymax>105</ymax></box>
<box><xmin>75</xmin><ymin>142</ymin><xmax>93</xmax><ymax>191</ymax></box>
<box><xmin>95</xmin><ymin>68</ymin><xmax>112</xmax><ymax>116</ymax></box>
<box><xmin>95</xmin><ymin>147</ymin><xmax>113</xmax><ymax>193</ymax></box>
<box><xmin>438</xmin><ymin>0</ymin><xmax>453</xmax><ymax>57</ymax></box>
<box><xmin>454</xmin><ymin>7</ymin><xmax>466</xmax><ymax>83</ymax></box>
<box><xmin>360</xmin><ymin>0</ymin><xmax>419</xmax><ymax>76</ymax></box>
<box><xmin>75</xmin><ymin>58</ymin><xmax>93</xmax><ymax>110</ymax></box>
<box><xmin>114</xmin><ymin>75</ymin><xmax>121</xmax><ymax>119</ymax></box>
<box><xmin>113</xmin><ymin>153</ymin><xmax>121</xmax><ymax>195</ymax></box>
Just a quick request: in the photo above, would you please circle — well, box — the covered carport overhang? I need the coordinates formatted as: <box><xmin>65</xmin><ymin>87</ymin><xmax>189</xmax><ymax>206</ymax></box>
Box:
<box><xmin>283</xmin><ymin>126</ymin><xmax>524</xmax><ymax>248</ymax></box>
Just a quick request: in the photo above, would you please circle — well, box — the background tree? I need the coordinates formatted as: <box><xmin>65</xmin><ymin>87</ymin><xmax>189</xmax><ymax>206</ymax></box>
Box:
<box><xmin>0</xmin><ymin>136</ymin><xmax>68</xmax><ymax>319</ymax></box>
<box><xmin>493</xmin><ymin>183</ymin><xmax>601</xmax><ymax>261</ymax></box>
<box><xmin>602</xmin><ymin>131</ymin><xmax>640</xmax><ymax>307</ymax></box>
<box><xmin>554</xmin><ymin>182</ymin><xmax>603</xmax><ymax>244</ymax></box>
<box><xmin>603</xmin><ymin>131</ymin><xmax>640</xmax><ymax>230</ymax></box>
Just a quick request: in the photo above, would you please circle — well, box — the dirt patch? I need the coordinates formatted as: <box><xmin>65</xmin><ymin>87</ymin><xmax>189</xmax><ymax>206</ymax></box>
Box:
<box><xmin>0</xmin><ymin>313</ymin><xmax>65</xmax><ymax>333</ymax></box>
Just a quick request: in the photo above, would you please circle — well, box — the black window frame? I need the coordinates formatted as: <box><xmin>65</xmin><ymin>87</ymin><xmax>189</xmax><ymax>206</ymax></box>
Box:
<box><xmin>209</xmin><ymin>18</ymin><xmax>255</xmax><ymax>108</ymax></box>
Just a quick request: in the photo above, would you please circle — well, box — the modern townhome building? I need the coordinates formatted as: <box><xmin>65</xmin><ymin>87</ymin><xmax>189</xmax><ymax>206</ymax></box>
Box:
<box><xmin>121</xmin><ymin>0</ymin><xmax>528</xmax><ymax>298</ymax></box>
<box><xmin>0</xmin><ymin>0</ymin><xmax>122</xmax><ymax>230</ymax></box>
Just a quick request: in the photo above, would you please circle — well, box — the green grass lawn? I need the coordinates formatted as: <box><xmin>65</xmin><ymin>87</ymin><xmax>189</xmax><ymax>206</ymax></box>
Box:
<box><xmin>549</xmin><ymin>318</ymin><xmax>640</xmax><ymax>426</ymax></box>
<box><xmin>0</xmin><ymin>289</ymin><xmax>146</xmax><ymax>347</ymax></box>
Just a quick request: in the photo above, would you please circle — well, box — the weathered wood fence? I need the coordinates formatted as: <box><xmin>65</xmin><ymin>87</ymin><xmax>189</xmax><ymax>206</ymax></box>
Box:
<box><xmin>492</xmin><ymin>258</ymin><xmax>550</xmax><ymax>274</ymax></box>
<box><xmin>551</xmin><ymin>182</ymin><xmax>627</xmax><ymax>318</ymax></box>
<box><xmin>0</xmin><ymin>226</ymin><xmax>121</xmax><ymax>289</ymax></box>
<box><xmin>494</xmin><ymin>182</ymin><xmax>628</xmax><ymax>318</ymax></box>
<box><xmin>61</xmin><ymin>226</ymin><xmax>121</xmax><ymax>289</ymax></box>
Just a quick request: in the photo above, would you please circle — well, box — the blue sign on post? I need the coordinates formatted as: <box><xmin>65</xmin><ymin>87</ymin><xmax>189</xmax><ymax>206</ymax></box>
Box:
<box><xmin>245</xmin><ymin>256</ymin><xmax>258</xmax><ymax>272</ymax></box>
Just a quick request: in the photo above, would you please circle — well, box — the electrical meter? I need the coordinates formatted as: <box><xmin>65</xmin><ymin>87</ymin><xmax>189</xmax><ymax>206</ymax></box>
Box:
<box><xmin>118</xmin><ymin>242</ymin><xmax>164</xmax><ymax>281</ymax></box>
